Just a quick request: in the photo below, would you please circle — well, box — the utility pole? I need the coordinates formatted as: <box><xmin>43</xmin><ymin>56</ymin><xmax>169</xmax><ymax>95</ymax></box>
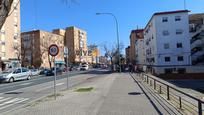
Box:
<box><xmin>96</xmin><ymin>13</ymin><xmax>121</xmax><ymax>73</ymax></box>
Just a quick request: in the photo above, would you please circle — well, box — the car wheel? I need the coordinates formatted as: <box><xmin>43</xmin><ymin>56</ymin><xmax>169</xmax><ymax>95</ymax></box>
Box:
<box><xmin>9</xmin><ymin>77</ymin><xmax>14</xmax><ymax>83</ymax></box>
<box><xmin>27</xmin><ymin>76</ymin><xmax>31</xmax><ymax>80</ymax></box>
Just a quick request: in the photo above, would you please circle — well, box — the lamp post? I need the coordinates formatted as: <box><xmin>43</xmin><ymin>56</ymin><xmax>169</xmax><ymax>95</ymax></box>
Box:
<box><xmin>96</xmin><ymin>13</ymin><xmax>121</xmax><ymax>72</ymax></box>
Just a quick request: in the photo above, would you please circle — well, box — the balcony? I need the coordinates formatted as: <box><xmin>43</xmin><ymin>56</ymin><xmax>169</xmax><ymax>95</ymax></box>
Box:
<box><xmin>190</xmin><ymin>31</ymin><xmax>204</xmax><ymax>44</ymax></box>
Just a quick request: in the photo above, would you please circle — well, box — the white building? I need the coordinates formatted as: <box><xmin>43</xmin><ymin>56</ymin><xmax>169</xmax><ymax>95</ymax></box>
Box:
<box><xmin>144</xmin><ymin>10</ymin><xmax>191</xmax><ymax>75</ymax></box>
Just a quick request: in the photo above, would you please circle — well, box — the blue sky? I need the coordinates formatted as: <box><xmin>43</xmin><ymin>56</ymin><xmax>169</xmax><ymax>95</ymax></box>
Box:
<box><xmin>21</xmin><ymin>0</ymin><xmax>204</xmax><ymax>55</ymax></box>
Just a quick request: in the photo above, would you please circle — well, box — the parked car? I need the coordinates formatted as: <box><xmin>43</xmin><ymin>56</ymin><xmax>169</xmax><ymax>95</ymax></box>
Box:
<box><xmin>80</xmin><ymin>65</ymin><xmax>89</xmax><ymax>71</ymax></box>
<box><xmin>0</xmin><ymin>68</ymin><xmax>31</xmax><ymax>83</ymax></box>
<box><xmin>39</xmin><ymin>68</ymin><xmax>49</xmax><ymax>75</ymax></box>
<box><xmin>30</xmin><ymin>69</ymin><xmax>41</xmax><ymax>76</ymax></box>
<box><xmin>45</xmin><ymin>68</ymin><xmax>63</xmax><ymax>76</ymax></box>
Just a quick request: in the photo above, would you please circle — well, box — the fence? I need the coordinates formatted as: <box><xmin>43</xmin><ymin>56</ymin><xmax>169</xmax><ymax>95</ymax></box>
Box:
<box><xmin>134</xmin><ymin>73</ymin><xmax>204</xmax><ymax>115</ymax></box>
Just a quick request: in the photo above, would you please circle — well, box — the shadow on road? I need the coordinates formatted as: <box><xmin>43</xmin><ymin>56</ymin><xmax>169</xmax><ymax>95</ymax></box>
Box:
<box><xmin>128</xmin><ymin>92</ymin><xmax>143</xmax><ymax>95</ymax></box>
<box><xmin>80</xmin><ymin>70</ymin><xmax>112</xmax><ymax>75</ymax></box>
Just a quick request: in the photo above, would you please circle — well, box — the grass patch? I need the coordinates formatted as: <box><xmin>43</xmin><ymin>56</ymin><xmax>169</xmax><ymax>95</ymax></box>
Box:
<box><xmin>75</xmin><ymin>87</ymin><xmax>94</xmax><ymax>92</ymax></box>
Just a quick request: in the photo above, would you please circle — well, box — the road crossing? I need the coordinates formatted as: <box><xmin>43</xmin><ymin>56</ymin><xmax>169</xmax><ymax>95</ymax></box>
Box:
<box><xmin>0</xmin><ymin>96</ymin><xmax>29</xmax><ymax>112</ymax></box>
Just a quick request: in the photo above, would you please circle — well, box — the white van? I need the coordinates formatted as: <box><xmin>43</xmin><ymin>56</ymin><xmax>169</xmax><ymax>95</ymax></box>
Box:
<box><xmin>0</xmin><ymin>68</ymin><xmax>31</xmax><ymax>83</ymax></box>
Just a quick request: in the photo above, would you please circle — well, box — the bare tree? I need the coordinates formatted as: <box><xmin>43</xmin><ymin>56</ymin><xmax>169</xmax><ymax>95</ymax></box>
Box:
<box><xmin>40</xmin><ymin>34</ymin><xmax>59</xmax><ymax>69</ymax></box>
<box><xmin>0</xmin><ymin>0</ymin><xmax>15</xmax><ymax>29</ymax></box>
<box><xmin>0</xmin><ymin>0</ymin><xmax>76</xmax><ymax>29</ymax></box>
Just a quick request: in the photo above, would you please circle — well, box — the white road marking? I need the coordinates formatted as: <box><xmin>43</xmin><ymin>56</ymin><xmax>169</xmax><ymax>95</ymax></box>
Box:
<box><xmin>0</xmin><ymin>98</ymin><xmax>29</xmax><ymax>110</ymax></box>
<box><xmin>0</xmin><ymin>98</ymin><xmax>20</xmax><ymax>106</ymax></box>
<box><xmin>0</xmin><ymin>97</ymin><xmax>11</xmax><ymax>102</ymax></box>
<box><xmin>56</xmin><ymin>83</ymin><xmax>64</xmax><ymax>86</ymax></box>
<box><xmin>19</xmin><ymin>82</ymin><xmax>33</xmax><ymax>86</ymax></box>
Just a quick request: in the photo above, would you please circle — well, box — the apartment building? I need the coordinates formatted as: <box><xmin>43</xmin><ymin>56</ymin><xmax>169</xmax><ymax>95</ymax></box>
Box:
<box><xmin>21</xmin><ymin>30</ymin><xmax>64</xmax><ymax>68</ymax></box>
<box><xmin>0</xmin><ymin>0</ymin><xmax>21</xmax><ymax>71</ymax></box>
<box><xmin>144</xmin><ymin>10</ymin><xmax>191</xmax><ymax>75</ymax></box>
<box><xmin>129</xmin><ymin>30</ymin><xmax>137</xmax><ymax>64</ymax></box>
<box><xmin>88</xmin><ymin>45</ymin><xmax>100</xmax><ymax>64</ymax></box>
<box><xmin>125</xmin><ymin>46</ymin><xmax>130</xmax><ymax>64</ymax></box>
<box><xmin>65</xmin><ymin>26</ymin><xmax>88</xmax><ymax>64</ymax></box>
<box><xmin>189</xmin><ymin>13</ymin><xmax>204</xmax><ymax>66</ymax></box>
<box><xmin>135</xmin><ymin>29</ymin><xmax>145</xmax><ymax>70</ymax></box>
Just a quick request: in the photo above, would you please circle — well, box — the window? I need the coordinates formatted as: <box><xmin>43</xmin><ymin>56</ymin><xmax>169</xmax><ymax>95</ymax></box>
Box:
<box><xmin>175</xmin><ymin>16</ymin><xmax>181</xmax><ymax>21</ymax></box>
<box><xmin>164</xmin><ymin>43</ymin><xmax>170</xmax><ymax>49</ymax></box>
<box><xmin>13</xmin><ymin>69</ymin><xmax>21</xmax><ymax>74</ymax></box>
<box><xmin>2</xmin><ymin>52</ymin><xmax>6</xmax><ymax>57</ymax></box>
<box><xmin>22</xmin><ymin>68</ymin><xmax>28</xmax><ymax>72</ymax></box>
<box><xmin>162</xmin><ymin>17</ymin><xmax>168</xmax><ymax>22</ymax></box>
<box><xmin>176</xmin><ymin>29</ymin><xmax>183</xmax><ymax>34</ymax></box>
<box><xmin>177</xmin><ymin>43</ymin><xmax>183</xmax><ymax>48</ymax></box>
<box><xmin>0</xmin><ymin>30</ymin><xmax>5</xmax><ymax>35</ymax></box>
<box><xmin>178</xmin><ymin>56</ymin><xmax>184</xmax><ymax>61</ymax></box>
<box><xmin>1</xmin><ymin>41</ymin><xmax>5</xmax><ymax>45</ymax></box>
<box><xmin>163</xmin><ymin>30</ymin><xmax>169</xmax><ymax>36</ymax></box>
<box><xmin>165</xmin><ymin>57</ymin><xmax>171</xmax><ymax>62</ymax></box>
<box><xmin>165</xmin><ymin>68</ymin><xmax>173</xmax><ymax>74</ymax></box>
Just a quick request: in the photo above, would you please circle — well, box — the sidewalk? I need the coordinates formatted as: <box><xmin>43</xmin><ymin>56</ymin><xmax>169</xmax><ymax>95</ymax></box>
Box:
<box><xmin>6</xmin><ymin>73</ymin><xmax>170</xmax><ymax>115</ymax></box>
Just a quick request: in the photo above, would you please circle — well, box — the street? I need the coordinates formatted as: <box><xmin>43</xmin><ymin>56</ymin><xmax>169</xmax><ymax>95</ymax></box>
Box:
<box><xmin>3</xmin><ymin>70</ymin><xmax>183</xmax><ymax>115</ymax></box>
<box><xmin>0</xmin><ymin>69</ymin><xmax>109</xmax><ymax>114</ymax></box>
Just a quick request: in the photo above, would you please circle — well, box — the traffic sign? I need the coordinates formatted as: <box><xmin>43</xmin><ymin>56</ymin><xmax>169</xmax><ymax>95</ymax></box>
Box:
<box><xmin>49</xmin><ymin>44</ymin><xmax>59</xmax><ymax>57</ymax></box>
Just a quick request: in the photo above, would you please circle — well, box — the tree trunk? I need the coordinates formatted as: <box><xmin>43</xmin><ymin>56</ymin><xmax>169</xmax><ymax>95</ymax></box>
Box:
<box><xmin>48</xmin><ymin>52</ymin><xmax>52</xmax><ymax>69</ymax></box>
<box><xmin>110</xmin><ymin>57</ymin><xmax>113</xmax><ymax>72</ymax></box>
<box><xmin>0</xmin><ymin>0</ymin><xmax>14</xmax><ymax>29</ymax></box>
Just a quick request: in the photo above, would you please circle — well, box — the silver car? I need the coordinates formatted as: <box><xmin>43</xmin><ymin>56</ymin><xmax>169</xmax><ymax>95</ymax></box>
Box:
<box><xmin>0</xmin><ymin>68</ymin><xmax>31</xmax><ymax>83</ymax></box>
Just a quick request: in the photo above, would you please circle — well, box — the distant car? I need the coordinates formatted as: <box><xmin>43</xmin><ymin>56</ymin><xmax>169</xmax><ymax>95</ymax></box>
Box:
<box><xmin>30</xmin><ymin>69</ymin><xmax>41</xmax><ymax>76</ymax></box>
<box><xmin>45</xmin><ymin>68</ymin><xmax>63</xmax><ymax>76</ymax></box>
<box><xmin>39</xmin><ymin>68</ymin><xmax>49</xmax><ymax>75</ymax></box>
<box><xmin>0</xmin><ymin>68</ymin><xmax>31</xmax><ymax>83</ymax></box>
<box><xmin>80</xmin><ymin>65</ymin><xmax>89</xmax><ymax>71</ymax></box>
<box><xmin>45</xmin><ymin>69</ymin><xmax>54</xmax><ymax>76</ymax></box>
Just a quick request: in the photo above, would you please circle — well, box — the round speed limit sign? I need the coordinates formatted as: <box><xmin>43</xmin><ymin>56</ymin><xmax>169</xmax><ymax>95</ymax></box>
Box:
<box><xmin>49</xmin><ymin>44</ymin><xmax>59</xmax><ymax>57</ymax></box>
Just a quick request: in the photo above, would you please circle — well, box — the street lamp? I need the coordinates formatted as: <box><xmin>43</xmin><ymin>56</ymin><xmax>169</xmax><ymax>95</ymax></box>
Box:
<box><xmin>96</xmin><ymin>12</ymin><xmax>121</xmax><ymax>72</ymax></box>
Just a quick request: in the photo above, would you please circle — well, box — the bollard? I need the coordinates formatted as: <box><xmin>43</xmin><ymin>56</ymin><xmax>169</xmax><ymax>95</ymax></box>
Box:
<box><xmin>198</xmin><ymin>101</ymin><xmax>202</xmax><ymax>115</ymax></box>
<box><xmin>147</xmin><ymin>76</ymin><xmax>149</xmax><ymax>84</ymax></box>
<box><xmin>150</xmin><ymin>80</ymin><xmax>152</xmax><ymax>86</ymax></box>
<box><xmin>159</xmin><ymin>85</ymin><xmax>162</xmax><ymax>94</ymax></box>
<box><xmin>179</xmin><ymin>97</ymin><xmax>182</xmax><ymax>109</ymax></box>
<box><xmin>167</xmin><ymin>86</ymin><xmax>170</xmax><ymax>100</ymax></box>
<box><xmin>154</xmin><ymin>80</ymin><xmax>156</xmax><ymax>90</ymax></box>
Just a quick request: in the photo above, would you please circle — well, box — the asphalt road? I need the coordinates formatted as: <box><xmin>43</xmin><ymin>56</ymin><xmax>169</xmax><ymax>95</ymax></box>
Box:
<box><xmin>0</xmin><ymin>69</ymin><xmax>109</xmax><ymax>114</ymax></box>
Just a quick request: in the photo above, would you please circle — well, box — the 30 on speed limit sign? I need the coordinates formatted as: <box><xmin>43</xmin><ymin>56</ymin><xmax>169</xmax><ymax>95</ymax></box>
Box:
<box><xmin>49</xmin><ymin>44</ymin><xmax>59</xmax><ymax>57</ymax></box>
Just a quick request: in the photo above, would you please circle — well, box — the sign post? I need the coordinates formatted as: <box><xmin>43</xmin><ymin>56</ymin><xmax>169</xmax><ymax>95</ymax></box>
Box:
<box><xmin>49</xmin><ymin>44</ymin><xmax>59</xmax><ymax>100</ymax></box>
<box><xmin>64</xmin><ymin>47</ymin><xmax>69</xmax><ymax>89</ymax></box>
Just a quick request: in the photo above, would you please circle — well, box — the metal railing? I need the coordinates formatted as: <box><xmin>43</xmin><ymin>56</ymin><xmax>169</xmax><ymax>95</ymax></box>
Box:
<box><xmin>135</xmin><ymin>73</ymin><xmax>204</xmax><ymax>115</ymax></box>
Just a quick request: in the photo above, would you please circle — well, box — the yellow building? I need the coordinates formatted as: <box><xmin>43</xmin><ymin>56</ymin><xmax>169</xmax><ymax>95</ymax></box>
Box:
<box><xmin>21</xmin><ymin>30</ymin><xmax>64</xmax><ymax>68</ymax></box>
<box><xmin>65</xmin><ymin>26</ymin><xmax>89</xmax><ymax>64</ymax></box>
<box><xmin>0</xmin><ymin>0</ymin><xmax>21</xmax><ymax>70</ymax></box>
